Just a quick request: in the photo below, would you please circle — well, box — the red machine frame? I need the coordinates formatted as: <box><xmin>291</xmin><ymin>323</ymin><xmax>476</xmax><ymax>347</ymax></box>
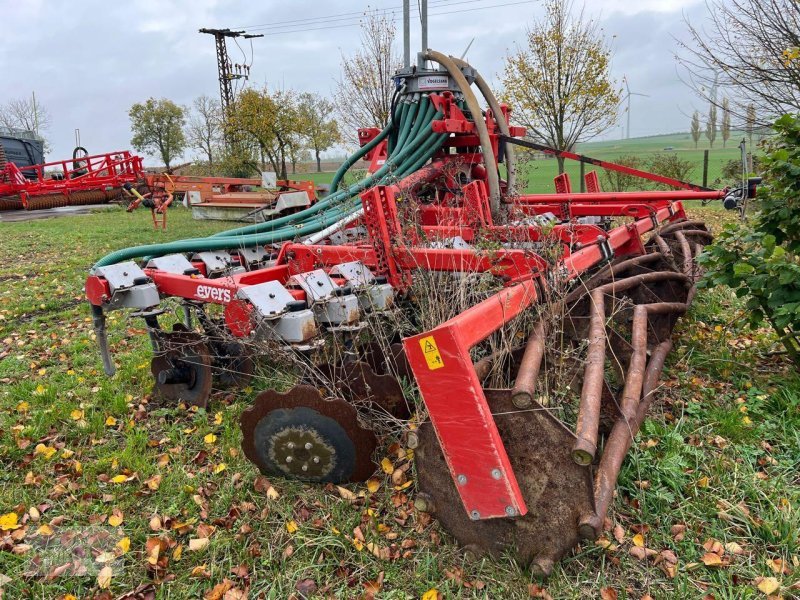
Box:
<box><xmin>86</xmin><ymin>89</ymin><xmax>729</xmax><ymax>524</ymax></box>
<box><xmin>0</xmin><ymin>151</ymin><xmax>143</xmax><ymax>209</ymax></box>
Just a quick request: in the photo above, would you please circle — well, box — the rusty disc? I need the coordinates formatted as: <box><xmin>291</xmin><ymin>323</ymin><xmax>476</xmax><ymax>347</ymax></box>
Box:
<box><xmin>150</xmin><ymin>331</ymin><xmax>213</xmax><ymax>408</ymax></box>
<box><xmin>414</xmin><ymin>389</ymin><xmax>596</xmax><ymax>574</ymax></box>
<box><xmin>315</xmin><ymin>359</ymin><xmax>409</xmax><ymax>419</ymax></box>
<box><xmin>241</xmin><ymin>385</ymin><xmax>377</xmax><ymax>483</ymax></box>
<box><xmin>211</xmin><ymin>339</ymin><xmax>256</xmax><ymax>389</ymax></box>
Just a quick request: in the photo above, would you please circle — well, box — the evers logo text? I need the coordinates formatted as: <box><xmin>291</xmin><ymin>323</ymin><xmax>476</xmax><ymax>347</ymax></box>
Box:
<box><xmin>196</xmin><ymin>285</ymin><xmax>231</xmax><ymax>303</ymax></box>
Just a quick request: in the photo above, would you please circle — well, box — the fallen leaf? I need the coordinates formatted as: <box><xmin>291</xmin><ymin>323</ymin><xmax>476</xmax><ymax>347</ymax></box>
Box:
<box><xmin>756</xmin><ymin>576</ymin><xmax>780</xmax><ymax>595</ymax></box>
<box><xmin>105</xmin><ymin>416</ymin><xmax>117</xmax><ymax>427</ymax></box>
<box><xmin>189</xmin><ymin>538</ymin><xmax>210</xmax><ymax>552</ymax></box>
<box><xmin>117</xmin><ymin>537</ymin><xmax>130</xmax><ymax>554</ymax></box>
<box><xmin>421</xmin><ymin>589</ymin><xmax>440</xmax><ymax>600</ymax></box>
<box><xmin>337</xmin><ymin>486</ymin><xmax>357</xmax><ymax>501</ymax></box>
<box><xmin>701</xmin><ymin>552</ymin><xmax>723</xmax><ymax>567</ymax></box>
<box><xmin>632</xmin><ymin>533</ymin><xmax>645</xmax><ymax>547</ymax></box>
<box><xmin>0</xmin><ymin>512</ymin><xmax>19</xmax><ymax>530</ymax></box>
<box><xmin>109</xmin><ymin>510</ymin><xmax>124</xmax><ymax>527</ymax></box>
<box><xmin>600</xmin><ymin>588</ymin><xmax>618</xmax><ymax>600</ymax></box>
<box><xmin>367</xmin><ymin>478</ymin><xmax>381</xmax><ymax>493</ymax></box>
<box><xmin>295</xmin><ymin>578</ymin><xmax>317</xmax><ymax>599</ymax></box>
<box><xmin>381</xmin><ymin>457</ymin><xmax>393</xmax><ymax>475</ymax></box>
<box><xmin>97</xmin><ymin>565</ymin><xmax>113</xmax><ymax>589</ymax></box>
<box><xmin>286</xmin><ymin>520</ymin><xmax>298</xmax><ymax>534</ymax></box>
<box><xmin>204</xmin><ymin>433</ymin><xmax>217</xmax><ymax>444</ymax></box>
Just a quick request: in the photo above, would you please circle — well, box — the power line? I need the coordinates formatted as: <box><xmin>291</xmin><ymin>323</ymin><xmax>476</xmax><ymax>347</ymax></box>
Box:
<box><xmin>237</xmin><ymin>0</ymin><xmax>535</xmax><ymax>37</ymax></box>
<box><xmin>234</xmin><ymin>0</ymin><xmax>482</xmax><ymax>32</ymax></box>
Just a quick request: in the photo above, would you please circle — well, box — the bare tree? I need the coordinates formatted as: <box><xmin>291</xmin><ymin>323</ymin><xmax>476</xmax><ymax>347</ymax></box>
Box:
<box><xmin>0</xmin><ymin>96</ymin><xmax>50</xmax><ymax>135</ymax></box>
<box><xmin>500</xmin><ymin>0</ymin><xmax>621</xmax><ymax>172</ymax></box>
<box><xmin>333</xmin><ymin>12</ymin><xmax>401</xmax><ymax>141</ymax></box>
<box><xmin>187</xmin><ymin>95</ymin><xmax>222</xmax><ymax>168</ymax></box>
<box><xmin>677</xmin><ymin>0</ymin><xmax>800</xmax><ymax>123</ymax></box>
<box><xmin>690</xmin><ymin>111</ymin><xmax>701</xmax><ymax>148</ymax></box>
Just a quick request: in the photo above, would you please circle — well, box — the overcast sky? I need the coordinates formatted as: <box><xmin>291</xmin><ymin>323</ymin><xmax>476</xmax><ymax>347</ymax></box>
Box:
<box><xmin>1</xmin><ymin>0</ymin><xmax>711</xmax><ymax>162</ymax></box>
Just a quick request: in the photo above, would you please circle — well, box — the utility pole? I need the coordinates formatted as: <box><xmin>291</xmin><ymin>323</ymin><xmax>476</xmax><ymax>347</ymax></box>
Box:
<box><xmin>403</xmin><ymin>0</ymin><xmax>410</xmax><ymax>68</ymax></box>
<box><xmin>199</xmin><ymin>28</ymin><xmax>263</xmax><ymax>115</ymax></box>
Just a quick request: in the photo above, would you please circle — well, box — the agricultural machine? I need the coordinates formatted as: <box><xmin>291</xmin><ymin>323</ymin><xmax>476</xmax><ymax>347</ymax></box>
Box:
<box><xmin>85</xmin><ymin>52</ymin><xmax>749</xmax><ymax>573</ymax></box>
<box><xmin>0</xmin><ymin>148</ymin><xmax>144</xmax><ymax>211</ymax></box>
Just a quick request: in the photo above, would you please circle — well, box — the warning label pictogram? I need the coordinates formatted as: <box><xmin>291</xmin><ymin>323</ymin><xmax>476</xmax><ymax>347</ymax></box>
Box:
<box><xmin>418</xmin><ymin>335</ymin><xmax>444</xmax><ymax>370</ymax></box>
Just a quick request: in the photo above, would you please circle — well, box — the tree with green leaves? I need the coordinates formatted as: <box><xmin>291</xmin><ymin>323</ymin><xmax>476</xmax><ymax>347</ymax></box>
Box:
<box><xmin>129</xmin><ymin>98</ymin><xmax>187</xmax><ymax>172</ymax></box>
<box><xmin>699</xmin><ymin>113</ymin><xmax>800</xmax><ymax>367</ymax></box>
<box><xmin>721</xmin><ymin>98</ymin><xmax>731</xmax><ymax>147</ymax></box>
<box><xmin>705</xmin><ymin>102</ymin><xmax>717</xmax><ymax>148</ymax></box>
<box><xmin>501</xmin><ymin>0</ymin><xmax>621</xmax><ymax>173</ymax></box>
<box><xmin>690</xmin><ymin>111</ymin><xmax>701</xmax><ymax>148</ymax></box>
<box><xmin>227</xmin><ymin>88</ymin><xmax>304</xmax><ymax>180</ymax></box>
<box><xmin>298</xmin><ymin>93</ymin><xmax>341</xmax><ymax>172</ymax></box>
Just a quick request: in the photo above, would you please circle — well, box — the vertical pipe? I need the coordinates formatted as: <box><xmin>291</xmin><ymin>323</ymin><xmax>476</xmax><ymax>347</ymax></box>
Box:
<box><xmin>421</xmin><ymin>0</ymin><xmax>428</xmax><ymax>54</ymax></box>
<box><xmin>403</xmin><ymin>0</ymin><xmax>410</xmax><ymax>69</ymax></box>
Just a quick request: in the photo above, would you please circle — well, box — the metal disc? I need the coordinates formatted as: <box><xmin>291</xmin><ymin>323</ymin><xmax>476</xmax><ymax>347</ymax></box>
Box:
<box><xmin>315</xmin><ymin>359</ymin><xmax>409</xmax><ymax>419</ymax></box>
<box><xmin>241</xmin><ymin>385</ymin><xmax>377</xmax><ymax>483</ymax></box>
<box><xmin>211</xmin><ymin>339</ymin><xmax>256</xmax><ymax>389</ymax></box>
<box><xmin>414</xmin><ymin>389</ymin><xmax>595</xmax><ymax>574</ymax></box>
<box><xmin>150</xmin><ymin>331</ymin><xmax>213</xmax><ymax>408</ymax></box>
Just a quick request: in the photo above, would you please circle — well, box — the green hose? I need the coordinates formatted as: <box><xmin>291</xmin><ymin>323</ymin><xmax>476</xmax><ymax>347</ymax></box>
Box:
<box><xmin>93</xmin><ymin>105</ymin><xmax>445</xmax><ymax>269</ymax></box>
<box><xmin>329</xmin><ymin>116</ymin><xmax>395</xmax><ymax>195</ymax></box>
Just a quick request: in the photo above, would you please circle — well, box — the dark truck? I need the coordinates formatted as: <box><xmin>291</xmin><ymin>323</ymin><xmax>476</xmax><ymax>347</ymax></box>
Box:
<box><xmin>0</xmin><ymin>129</ymin><xmax>45</xmax><ymax>177</ymax></box>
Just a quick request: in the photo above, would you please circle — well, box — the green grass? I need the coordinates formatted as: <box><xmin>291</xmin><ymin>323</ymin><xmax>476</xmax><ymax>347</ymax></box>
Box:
<box><xmin>0</xmin><ymin>206</ymin><xmax>798</xmax><ymax>599</ymax></box>
<box><xmin>310</xmin><ymin>132</ymin><xmax>750</xmax><ymax>195</ymax></box>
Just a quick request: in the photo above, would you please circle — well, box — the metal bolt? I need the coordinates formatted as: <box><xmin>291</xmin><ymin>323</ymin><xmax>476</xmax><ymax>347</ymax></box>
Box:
<box><xmin>301</xmin><ymin>464</ymin><xmax>308</xmax><ymax>472</ymax></box>
<box><xmin>457</xmin><ymin>474</ymin><xmax>467</xmax><ymax>485</ymax></box>
<box><xmin>469</xmin><ymin>510</ymin><xmax>480</xmax><ymax>520</ymax></box>
<box><xmin>287</xmin><ymin>442</ymin><xmax>295</xmax><ymax>449</ymax></box>
<box><xmin>505</xmin><ymin>505</ymin><xmax>516</xmax><ymax>517</ymax></box>
<box><xmin>285</xmin><ymin>456</ymin><xmax>293</xmax><ymax>463</ymax></box>
<box><xmin>312</xmin><ymin>456</ymin><xmax>320</xmax><ymax>464</ymax></box>
<box><xmin>304</xmin><ymin>442</ymin><xmax>313</xmax><ymax>450</ymax></box>
<box><xmin>491</xmin><ymin>468</ymin><xmax>502</xmax><ymax>480</ymax></box>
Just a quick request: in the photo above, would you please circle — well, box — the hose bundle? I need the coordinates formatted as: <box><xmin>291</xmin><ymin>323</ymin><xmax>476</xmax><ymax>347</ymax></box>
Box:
<box><xmin>94</xmin><ymin>96</ymin><xmax>446</xmax><ymax>268</ymax></box>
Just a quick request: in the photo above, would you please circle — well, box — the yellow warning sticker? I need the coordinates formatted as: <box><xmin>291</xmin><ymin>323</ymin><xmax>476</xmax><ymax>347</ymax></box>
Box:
<box><xmin>419</xmin><ymin>335</ymin><xmax>445</xmax><ymax>370</ymax></box>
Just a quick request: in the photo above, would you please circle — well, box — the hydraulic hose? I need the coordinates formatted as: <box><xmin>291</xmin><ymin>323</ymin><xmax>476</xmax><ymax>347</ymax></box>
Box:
<box><xmin>93</xmin><ymin>104</ymin><xmax>446</xmax><ymax>268</ymax></box>
<box><xmin>212</xmin><ymin>99</ymin><xmax>426</xmax><ymax>240</ymax></box>
<box><xmin>422</xmin><ymin>50</ymin><xmax>501</xmax><ymax>217</ymax></box>
<box><xmin>449</xmin><ymin>56</ymin><xmax>516</xmax><ymax>195</ymax></box>
<box><xmin>329</xmin><ymin>118</ymin><xmax>394</xmax><ymax>194</ymax></box>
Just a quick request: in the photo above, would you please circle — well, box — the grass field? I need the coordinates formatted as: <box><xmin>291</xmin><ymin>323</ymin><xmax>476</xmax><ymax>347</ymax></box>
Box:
<box><xmin>1</xmin><ymin>205</ymin><xmax>798</xmax><ymax>599</ymax></box>
<box><xmin>306</xmin><ymin>131</ymin><xmax>751</xmax><ymax>196</ymax></box>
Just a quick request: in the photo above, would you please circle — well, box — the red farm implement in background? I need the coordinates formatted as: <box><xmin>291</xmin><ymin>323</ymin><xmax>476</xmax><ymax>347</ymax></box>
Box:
<box><xmin>0</xmin><ymin>150</ymin><xmax>143</xmax><ymax>211</ymax></box>
<box><xmin>85</xmin><ymin>51</ymin><xmax>750</xmax><ymax>573</ymax></box>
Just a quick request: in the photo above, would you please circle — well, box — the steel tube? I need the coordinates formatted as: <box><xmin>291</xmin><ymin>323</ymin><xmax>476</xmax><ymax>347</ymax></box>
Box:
<box><xmin>565</xmin><ymin>252</ymin><xmax>663</xmax><ymax>305</ymax></box>
<box><xmin>573</xmin><ymin>288</ymin><xmax>606</xmax><ymax>465</ymax></box>
<box><xmin>659</xmin><ymin>219</ymin><xmax>706</xmax><ymax>235</ymax></box>
<box><xmin>511</xmin><ymin>320</ymin><xmax>546</xmax><ymax>408</ymax></box>
<box><xmin>674</xmin><ymin>231</ymin><xmax>694</xmax><ymax>278</ymax></box>
<box><xmin>517</xmin><ymin>191</ymin><xmax>723</xmax><ymax>204</ymax></box>
<box><xmin>572</xmin><ymin>272</ymin><xmax>690</xmax><ymax>464</ymax></box>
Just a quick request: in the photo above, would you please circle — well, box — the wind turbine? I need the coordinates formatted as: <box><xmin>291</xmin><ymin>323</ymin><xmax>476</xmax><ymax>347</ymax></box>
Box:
<box><xmin>622</xmin><ymin>76</ymin><xmax>649</xmax><ymax>140</ymax></box>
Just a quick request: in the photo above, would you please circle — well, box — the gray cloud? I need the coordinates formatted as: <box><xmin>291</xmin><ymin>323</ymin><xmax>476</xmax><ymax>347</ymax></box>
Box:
<box><xmin>0</xmin><ymin>0</ymin><xmax>707</xmax><ymax>162</ymax></box>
